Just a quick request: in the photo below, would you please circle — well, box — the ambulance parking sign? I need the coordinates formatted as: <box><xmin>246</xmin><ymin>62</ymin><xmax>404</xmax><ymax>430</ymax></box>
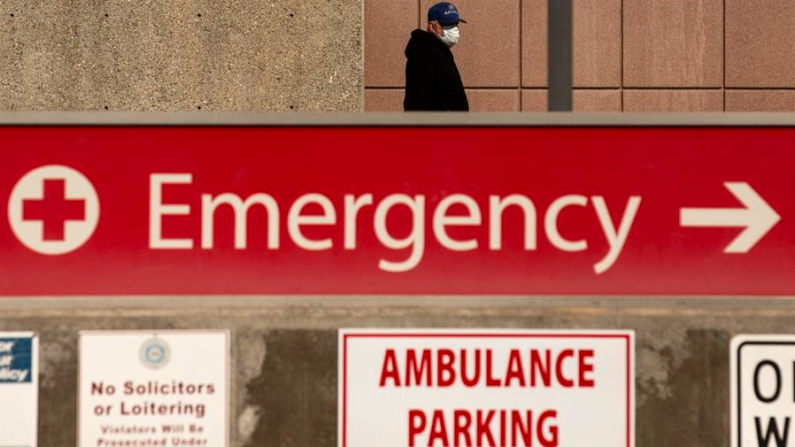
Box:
<box><xmin>340</xmin><ymin>329</ymin><xmax>635</xmax><ymax>447</ymax></box>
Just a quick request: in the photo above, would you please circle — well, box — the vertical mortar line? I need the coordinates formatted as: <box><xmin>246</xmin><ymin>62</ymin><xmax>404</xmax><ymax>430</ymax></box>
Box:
<box><xmin>418</xmin><ymin>0</ymin><xmax>421</xmax><ymax>29</ymax></box>
<box><xmin>548</xmin><ymin>0</ymin><xmax>573</xmax><ymax>111</ymax></box>
<box><xmin>621</xmin><ymin>0</ymin><xmax>624</xmax><ymax>111</ymax></box>
<box><xmin>519</xmin><ymin>0</ymin><xmax>523</xmax><ymax>111</ymax></box>
<box><xmin>361</xmin><ymin>0</ymin><xmax>366</xmax><ymax>111</ymax></box>
<box><xmin>723</xmin><ymin>0</ymin><xmax>726</xmax><ymax>111</ymax></box>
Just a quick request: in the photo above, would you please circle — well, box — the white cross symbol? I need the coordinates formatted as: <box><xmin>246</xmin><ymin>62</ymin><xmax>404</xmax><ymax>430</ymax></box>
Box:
<box><xmin>7</xmin><ymin>165</ymin><xmax>100</xmax><ymax>255</ymax></box>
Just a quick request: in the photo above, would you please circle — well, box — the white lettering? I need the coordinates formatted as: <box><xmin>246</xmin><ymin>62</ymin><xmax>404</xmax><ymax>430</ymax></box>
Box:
<box><xmin>201</xmin><ymin>193</ymin><xmax>279</xmax><ymax>249</ymax></box>
<box><xmin>545</xmin><ymin>195</ymin><xmax>588</xmax><ymax>252</ymax></box>
<box><xmin>433</xmin><ymin>194</ymin><xmax>481</xmax><ymax>251</ymax></box>
<box><xmin>344</xmin><ymin>194</ymin><xmax>373</xmax><ymax>249</ymax></box>
<box><xmin>489</xmin><ymin>194</ymin><xmax>537</xmax><ymax>250</ymax></box>
<box><xmin>144</xmin><ymin>177</ymin><xmax>642</xmax><ymax>276</ymax></box>
<box><xmin>287</xmin><ymin>193</ymin><xmax>336</xmax><ymax>250</ymax></box>
<box><xmin>374</xmin><ymin>194</ymin><xmax>425</xmax><ymax>272</ymax></box>
<box><xmin>150</xmin><ymin>174</ymin><xmax>193</xmax><ymax>249</ymax></box>
<box><xmin>591</xmin><ymin>196</ymin><xmax>641</xmax><ymax>274</ymax></box>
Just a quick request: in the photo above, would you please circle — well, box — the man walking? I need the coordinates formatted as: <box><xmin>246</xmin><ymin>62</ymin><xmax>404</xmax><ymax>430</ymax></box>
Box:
<box><xmin>403</xmin><ymin>2</ymin><xmax>469</xmax><ymax>111</ymax></box>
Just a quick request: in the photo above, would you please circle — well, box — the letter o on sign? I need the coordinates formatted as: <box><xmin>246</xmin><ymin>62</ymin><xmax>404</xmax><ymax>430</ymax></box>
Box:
<box><xmin>753</xmin><ymin>360</ymin><xmax>781</xmax><ymax>403</ymax></box>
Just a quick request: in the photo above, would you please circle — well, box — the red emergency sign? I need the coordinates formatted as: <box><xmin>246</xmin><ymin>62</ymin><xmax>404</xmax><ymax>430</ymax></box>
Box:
<box><xmin>0</xmin><ymin>125</ymin><xmax>791</xmax><ymax>295</ymax></box>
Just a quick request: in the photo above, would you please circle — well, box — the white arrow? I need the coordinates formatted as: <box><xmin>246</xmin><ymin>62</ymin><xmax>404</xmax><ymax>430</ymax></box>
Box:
<box><xmin>680</xmin><ymin>182</ymin><xmax>781</xmax><ymax>253</ymax></box>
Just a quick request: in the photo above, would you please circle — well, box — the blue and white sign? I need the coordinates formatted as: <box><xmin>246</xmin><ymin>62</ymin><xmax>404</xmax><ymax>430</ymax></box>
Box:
<box><xmin>0</xmin><ymin>332</ymin><xmax>38</xmax><ymax>447</ymax></box>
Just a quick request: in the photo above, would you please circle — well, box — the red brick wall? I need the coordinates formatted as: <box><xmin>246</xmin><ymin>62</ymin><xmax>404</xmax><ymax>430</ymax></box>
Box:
<box><xmin>365</xmin><ymin>0</ymin><xmax>795</xmax><ymax>112</ymax></box>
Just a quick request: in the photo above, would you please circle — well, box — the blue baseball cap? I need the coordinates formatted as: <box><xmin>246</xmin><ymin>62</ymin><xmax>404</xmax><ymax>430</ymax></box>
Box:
<box><xmin>428</xmin><ymin>2</ymin><xmax>467</xmax><ymax>26</ymax></box>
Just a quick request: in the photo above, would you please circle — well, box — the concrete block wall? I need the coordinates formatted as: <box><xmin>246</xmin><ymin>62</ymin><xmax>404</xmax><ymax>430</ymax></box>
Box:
<box><xmin>0</xmin><ymin>0</ymin><xmax>362</xmax><ymax>111</ymax></box>
<box><xmin>4</xmin><ymin>0</ymin><xmax>794</xmax><ymax>113</ymax></box>
<box><xmin>2</xmin><ymin>297</ymin><xmax>794</xmax><ymax>447</ymax></box>
<box><xmin>365</xmin><ymin>0</ymin><xmax>795</xmax><ymax>112</ymax></box>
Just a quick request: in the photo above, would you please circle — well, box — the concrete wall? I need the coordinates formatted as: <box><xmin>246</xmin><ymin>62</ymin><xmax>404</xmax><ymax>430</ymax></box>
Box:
<box><xmin>0</xmin><ymin>0</ymin><xmax>792</xmax><ymax>443</ymax></box>
<box><xmin>1</xmin><ymin>297</ymin><xmax>793</xmax><ymax>447</ymax></box>
<box><xmin>4</xmin><ymin>0</ymin><xmax>795</xmax><ymax>113</ymax></box>
<box><xmin>0</xmin><ymin>0</ymin><xmax>362</xmax><ymax>111</ymax></box>
<box><xmin>365</xmin><ymin>0</ymin><xmax>795</xmax><ymax>112</ymax></box>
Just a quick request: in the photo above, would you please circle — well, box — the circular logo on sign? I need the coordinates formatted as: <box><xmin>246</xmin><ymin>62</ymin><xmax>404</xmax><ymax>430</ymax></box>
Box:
<box><xmin>140</xmin><ymin>337</ymin><xmax>170</xmax><ymax>370</ymax></box>
<box><xmin>7</xmin><ymin>165</ymin><xmax>100</xmax><ymax>255</ymax></box>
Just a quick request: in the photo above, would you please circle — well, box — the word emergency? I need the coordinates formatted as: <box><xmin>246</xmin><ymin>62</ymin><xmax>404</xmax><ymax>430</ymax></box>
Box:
<box><xmin>149</xmin><ymin>174</ymin><xmax>641</xmax><ymax>274</ymax></box>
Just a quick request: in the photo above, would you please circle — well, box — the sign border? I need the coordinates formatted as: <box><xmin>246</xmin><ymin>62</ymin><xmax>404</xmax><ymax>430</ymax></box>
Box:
<box><xmin>0</xmin><ymin>112</ymin><xmax>793</xmax><ymax>127</ymax></box>
<box><xmin>0</xmin><ymin>331</ymin><xmax>38</xmax><ymax>447</ymax></box>
<box><xmin>730</xmin><ymin>335</ymin><xmax>795</xmax><ymax>447</ymax></box>
<box><xmin>339</xmin><ymin>329</ymin><xmax>635</xmax><ymax>447</ymax></box>
<box><xmin>76</xmin><ymin>329</ymin><xmax>231</xmax><ymax>447</ymax></box>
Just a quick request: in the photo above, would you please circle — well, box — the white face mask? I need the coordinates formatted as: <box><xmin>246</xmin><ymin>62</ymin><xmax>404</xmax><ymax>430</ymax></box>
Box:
<box><xmin>439</xmin><ymin>26</ymin><xmax>460</xmax><ymax>48</ymax></box>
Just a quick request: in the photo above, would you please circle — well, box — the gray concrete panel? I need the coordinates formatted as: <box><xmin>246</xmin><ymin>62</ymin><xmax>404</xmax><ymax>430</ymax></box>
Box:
<box><xmin>0</xmin><ymin>0</ymin><xmax>362</xmax><ymax>112</ymax></box>
<box><xmin>1</xmin><ymin>296</ymin><xmax>793</xmax><ymax>446</ymax></box>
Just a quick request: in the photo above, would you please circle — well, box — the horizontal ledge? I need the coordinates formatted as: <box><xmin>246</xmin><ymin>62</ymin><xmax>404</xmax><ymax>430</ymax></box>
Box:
<box><xmin>2</xmin><ymin>295</ymin><xmax>795</xmax><ymax>311</ymax></box>
<box><xmin>0</xmin><ymin>112</ymin><xmax>793</xmax><ymax>126</ymax></box>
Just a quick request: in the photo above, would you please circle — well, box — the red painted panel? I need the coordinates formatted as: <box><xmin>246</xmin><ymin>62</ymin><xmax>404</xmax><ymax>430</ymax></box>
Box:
<box><xmin>0</xmin><ymin>126</ymin><xmax>791</xmax><ymax>295</ymax></box>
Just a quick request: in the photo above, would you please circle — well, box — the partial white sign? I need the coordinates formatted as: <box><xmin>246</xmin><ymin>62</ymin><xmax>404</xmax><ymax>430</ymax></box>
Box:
<box><xmin>79</xmin><ymin>331</ymin><xmax>229</xmax><ymax>447</ymax></box>
<box><xmin>0</xmin><ymin>332</ymin><xmax>38</xmax><ymax>447</ymax></box>
<box><xmin>731</xmin><ymin>335</ymin><xmax>795</xmax><ymax>447</ymax></box>
<box><xmin>339</xmin><ymin>329</ymin><xmax>635</xmax><ymax>447</ymax></box>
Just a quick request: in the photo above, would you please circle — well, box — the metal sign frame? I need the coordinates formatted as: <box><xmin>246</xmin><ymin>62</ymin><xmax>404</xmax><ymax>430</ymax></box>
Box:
<box><xmin>0</xmin><ymin>112</ymin><xmax>791</xmax><ymax>127</ymax></box>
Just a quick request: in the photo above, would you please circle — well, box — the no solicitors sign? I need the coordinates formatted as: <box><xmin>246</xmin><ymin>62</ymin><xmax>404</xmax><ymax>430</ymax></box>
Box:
<box><xmin>0</xmin><ymin>125</ymin><xmax>792</xmax><ymax>295</ymax></box>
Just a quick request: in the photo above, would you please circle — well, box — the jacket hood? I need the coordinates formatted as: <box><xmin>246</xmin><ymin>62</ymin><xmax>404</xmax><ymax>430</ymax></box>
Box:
<box><xmin>405</xmin><ymin>29</ymin><xmax>451</xmax><ymax>59</ymax></box>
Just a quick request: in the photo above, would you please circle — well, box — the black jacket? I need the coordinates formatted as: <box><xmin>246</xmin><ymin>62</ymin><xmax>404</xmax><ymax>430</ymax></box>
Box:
<box><xmin>403</xmin><ymin>29</ymin><xmax>469</xmax><ymax>111</ymax></box>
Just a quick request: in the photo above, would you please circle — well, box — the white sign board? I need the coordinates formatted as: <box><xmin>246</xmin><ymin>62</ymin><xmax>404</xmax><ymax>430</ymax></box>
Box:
<box><xmin>0</xmin><ymin>332</ymin><xmax>38</xmax><ymax>447</ymax></box>
<box><xmin>731</xmin><ymin>335</ymin><xmax>795</xmax><ymax>447</ymax></box>
<box><xmin>339</xmin><ymin>329</ymin><xmax>635</xmax><ymax>447</ymax></box>
<box><xmin>79</xmin><ymin>331</ymin><xmax>229</xmax><ymax>447</ymax></box>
